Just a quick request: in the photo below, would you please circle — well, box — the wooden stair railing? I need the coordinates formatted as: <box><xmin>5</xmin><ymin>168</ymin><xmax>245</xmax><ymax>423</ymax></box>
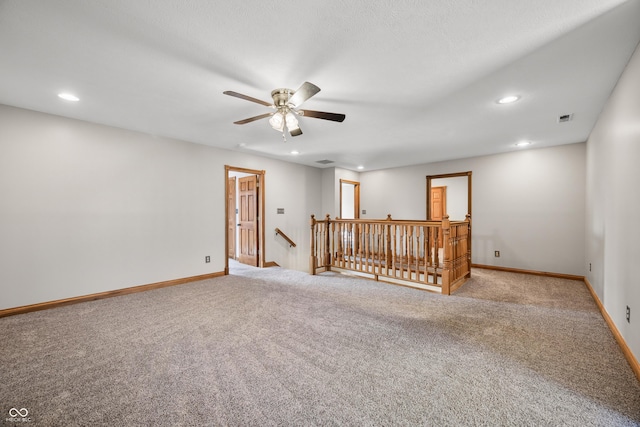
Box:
<box><xmin>275</xmin><ymin>228</ymin><xmax>297</xmax><ymax>247</ymax></box>
<box><xmin>310</xmin><ymin>214</ymin><xmax>471</xmax><ymax>295</ymax></box>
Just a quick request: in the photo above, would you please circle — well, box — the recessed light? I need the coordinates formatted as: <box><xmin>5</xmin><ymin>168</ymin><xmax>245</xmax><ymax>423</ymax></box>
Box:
<box><xmin>497</xmin><ymin>95</ymin><xmax>520</xmax><ymax>104</ymax></box>
<box><xmin>515</xmin><ymin>141</ymin><xmax>532</xmax><ymax>147</ymax></box>
<box><xmin>58</xmin><ymin>93</ymin><xmax>80</xmax><ymax>102</ymax></box>
<box><xmin>290</xmin><ymin>150</ymin><xmax>299</xmax><ymax>155</ymax></box>
<box><xmin>357</xmin><ymin>165</ymin><xmax>364</xmax><ymax>170</ymax></box>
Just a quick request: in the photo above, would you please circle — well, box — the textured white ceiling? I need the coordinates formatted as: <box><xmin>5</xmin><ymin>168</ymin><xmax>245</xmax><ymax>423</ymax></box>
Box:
<box><xmin>1</xmin><ymin>0</ymin><xmax>639</xmax><ymax>170</ymax></box>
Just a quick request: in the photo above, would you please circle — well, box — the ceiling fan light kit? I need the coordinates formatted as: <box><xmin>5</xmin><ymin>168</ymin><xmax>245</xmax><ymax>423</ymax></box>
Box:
<box><xmin>224</xmin><ymin>82</ymin><xmax>345</xmax><ymax>140</ymax></box>
<box><xmin>268</xmin><ymin>112</ymin><xmax>284</xmax><ymax>132</ymax></box>
<box><xmin>284</xmin><ymin>112</ymin><xmax>298</xmax><ymax>128</ymax></box>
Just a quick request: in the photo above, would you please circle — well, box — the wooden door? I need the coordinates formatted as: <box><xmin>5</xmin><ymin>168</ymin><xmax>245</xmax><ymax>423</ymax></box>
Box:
<box><xmin>430</xmin><ymin>187</ymin><xmax>446</xmax><ymax>221</ymax></box>
<box><xmin>430</xmin><ymin>186</ymin><xmax>446</xmax><ymax>248</ymax></box>
<box><xmin>238</xmin><ymin>175</ymin><xmax>258</xmax><ymax>266</ymax></box>
<box><xmin>227</xmin><ymin>177</ymin><xmax>236</xmax><ymax>259</ymax></box>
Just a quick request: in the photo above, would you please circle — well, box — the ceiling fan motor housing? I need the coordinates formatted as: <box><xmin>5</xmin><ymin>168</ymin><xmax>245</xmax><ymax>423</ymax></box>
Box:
<box><xmin>271</xmin><ymin>88</ymin><xmax>294</xmax><ymax>107</ymax></box>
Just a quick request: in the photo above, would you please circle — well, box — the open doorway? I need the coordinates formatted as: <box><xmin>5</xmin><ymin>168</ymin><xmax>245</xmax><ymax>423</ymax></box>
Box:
<box><xmin>427</xmin><ymin>173</ymin><xmax>471</xmax><ymax>221</ymax></box>
<box><xmin>340</xmin><ymin>179</ymin><xmax>360</xmax><ymax>219</ymax></box>
<box><xmin>225</xmin><ymin>166</ymin><xmax>265</xmax><ymax>274</ymax></box>
<box><xmin>340</xmin><ymin>179</ymin><xmax>360</xmax><ymax>255</ymax></box>
<box><xmin>426</xmin><ymin>171</ymin><xmax>472</xmax><ymax>252</ymax></box>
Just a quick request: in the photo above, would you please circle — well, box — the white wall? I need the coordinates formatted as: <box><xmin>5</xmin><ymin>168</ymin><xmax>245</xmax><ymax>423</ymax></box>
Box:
<box><xmin>264</xmin><ymin>161</ymin><xmax>322</xmax><ymax>272</ymax></box>
<box><xmin>432</xmin><ymin>176</ymin><xmax>468</xmax><ymax>221</ymax></box>
<box><xmin>585</xmin><ymin>42</ymin><xmax>640</xmax><ymax>359</ymax></box>
<box><xmin>320</xmin><ymin>167</ymin><xmax>361</xmax><ymax>219</ymax></box>
<box><xmin>321</xmin><ymin>168</ymin><xmax>335</xmax><ymax>220</ymax></box>
<box><xmin>360</xmin><ymin>143</ymin><xmax>586</xmax><ymax>275</ymax></box>
<box><xmin>0</xmin><ymin>105</ymin><xmax>321</xmax><ymax>310</ymax></box>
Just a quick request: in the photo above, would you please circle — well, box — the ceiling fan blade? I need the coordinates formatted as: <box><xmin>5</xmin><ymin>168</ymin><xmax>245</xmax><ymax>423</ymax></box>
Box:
<box><xmin>299</xmin><ymin>109</ymin><xmax>346</xmax><ymax>122</ymax></box>
<box><xmin>290</xmin><ymin>126</ymin><xmax>303</xmax><ymax>137</ymax></box>
<box><xmin>288</xmin><ymin>82</ymin><xmax>320</xmax><ymax>108</ymax></box>
<box><xmin>233</xmin><ymin>112</ymin><xmax>273</xmax><ymax>125</ymax></box>
<box><xmin>223</xmin><ymin>91</ymin><xmax>272</xmax><ymax>107</ymax></box>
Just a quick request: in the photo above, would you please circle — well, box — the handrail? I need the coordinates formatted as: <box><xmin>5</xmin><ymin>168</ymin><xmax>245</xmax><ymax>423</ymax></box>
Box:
<box><xmin>275</xmin><ymin>228</ymin><xmax>296</xmax><ymax>247</ymax></box>
<box><xmin>324</xmin><ymin>214</ymin><xmax>466</xmax><ymax>226</ymax></box>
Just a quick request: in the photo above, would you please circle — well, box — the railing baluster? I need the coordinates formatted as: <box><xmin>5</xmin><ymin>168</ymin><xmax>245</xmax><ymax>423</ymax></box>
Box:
<box><xmin>391</xmin><ymin>224</ymin><xmax>397</xmax><ymax>277</ymax></box>
<box><xmin>342</xmin><ymin>221</ymin><xmax>348</xmax><ymax>269</ymax></box>
<box><xmin>377</xmin><ymin>223</ymin><xmax>383</xmax><ymax>276</ymax></box>
<box><xmin>406</xmin><ymin>225</ymin><xmax>412</xmax><ymax>280</ymax></box>
<box><xmin>364</xmin><ymin>223</ymin><xmax>370</xmax><ymax>273</ymax></box>
<box><xmin>348</xmin><ymin>222</ymin><xmax>353</xmax><ymax>270</ymax></box>
<box><xmin>384</xmin><ymin>223</ymin><xmax>388</xmax><ymax>275</ymax></box>
<box><xmin>333</xmin><ymin>221</ymin><xmax>338</xmax><ymax>268</ymax></box>
<box><xmin>422</xmin><ymin>226</ymin><xmax>429</xmax><ymax>283</ymax></box>
<box><xmin>402</xmin><ymin>225</ymin><xmax>407</xmax><ymax>278</ymax></box>
<box><xmin>359</xmin><ymin>223</ymin><xmax>364</xmax><ymax>272</ymax></box>
<box><xmin>341</xmin><ymin>221</ymin><xmax>344</xmax><ymax>268</ymax></box>
<box><xmin>433</xmin><ymin>227</ymin><xmax>439</xmax><ymax>284</ymax></box>
<box><xmin>414</xmin><ymin>226</ymin><xmax>420</xmax><ymax>281</ymax></box>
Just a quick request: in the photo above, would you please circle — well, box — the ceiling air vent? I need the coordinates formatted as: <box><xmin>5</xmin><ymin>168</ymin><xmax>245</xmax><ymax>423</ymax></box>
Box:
<box><xmin>316</xmin><ymin>159</ymin><xmax>335</xmax><ymax>165</ymax></box>
<box><xmin>558</xmin><ymin>113</ymin><xmax>573</xmax><ymax>123</ymax></box>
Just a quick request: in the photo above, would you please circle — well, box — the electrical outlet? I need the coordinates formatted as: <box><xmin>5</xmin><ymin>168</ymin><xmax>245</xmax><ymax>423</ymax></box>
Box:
<box><xmin>362</xmin><ymin>209</ymin><xmax>367</xmax><ymax>215</ymax></box>
<box><xmin>627</xmin><ymin>306</ymin><xmax>630</xmax><ymax>323</ymax></box>
<box><xmin>205</xmin><ymin>256</ymin><xmax>210</xmax><ymax>263</ymax></box>
<box><xmin>494</xmin><ymin>251</ymin><xmax>500</xmax><ymax>257</ymax></box>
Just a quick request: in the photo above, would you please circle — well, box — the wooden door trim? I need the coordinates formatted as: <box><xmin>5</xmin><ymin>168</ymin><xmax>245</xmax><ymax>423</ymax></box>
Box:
<box><xmin>225</xmin><ymin>166</ymin><xmax>266</xmax><ymax>274</ymax></box>
<box><xmin>227</xmin><ymin>176</ymin><xmax>237</xmax><ymax>260</ymax></box>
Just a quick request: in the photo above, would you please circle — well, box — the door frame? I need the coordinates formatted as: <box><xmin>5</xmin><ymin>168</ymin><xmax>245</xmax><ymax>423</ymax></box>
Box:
<box><xmin>225</xmin><ymin>165</ymin><xmax>265</xmax><ymax>274</ymax></box>
<box><xmin>426</xmin><ymin>171</ymin><xmax>471</xmax><ymax>220</ymax></box>
<box><xmin>228</xmin><ymin>176</ymin><xmax>237</xmax><ymax>260</ymax></box>
<box><xmin>426</xmin><ymin>171</ymin><xmax>472</xmax><ymax>254</ymax></box>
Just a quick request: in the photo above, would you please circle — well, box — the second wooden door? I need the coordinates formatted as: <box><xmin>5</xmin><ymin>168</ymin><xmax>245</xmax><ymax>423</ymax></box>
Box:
<box><xmin>239</xmin><ymin>175</ymin><xmax>258</xmax><ymax>266</ymax></box>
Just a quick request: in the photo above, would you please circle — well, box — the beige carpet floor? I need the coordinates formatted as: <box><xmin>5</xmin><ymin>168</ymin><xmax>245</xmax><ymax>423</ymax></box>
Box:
<box><xmin>0</xmin><ymin>263</ymin><xmax>638</xmax><ymax>426</ymax></box>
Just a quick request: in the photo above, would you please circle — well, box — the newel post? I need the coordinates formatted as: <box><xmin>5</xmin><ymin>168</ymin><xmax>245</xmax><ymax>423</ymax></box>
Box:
<box><xmin>386</xmin><ymin>214</ymin><xmax>393</xmax><ymax>266</ymax></box>
<box><xmin>441</xmin><ymin>215</ymin><xmax>452</xmax><ymax>295</ymax></box>
<box><xmin>466</xmin><ymin>214</ymin><xmax>472</xmax><ymax>279</ymax></box>
<box><xmin>310</xmin><ymin>215</ymin><xmax>317</xmax><ymax>274</ymax></box>
<box><xmin>324</xmin><ymin>214</ymin><xmax>332</xmax><ymax>269</ymax></box>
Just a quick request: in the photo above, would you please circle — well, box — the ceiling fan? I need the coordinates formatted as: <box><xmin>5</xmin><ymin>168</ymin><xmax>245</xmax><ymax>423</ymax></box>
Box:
<box><xmin>223</xmin><ymin>82</ymin><xmax>345</xmax><ymax>138</ymax></box>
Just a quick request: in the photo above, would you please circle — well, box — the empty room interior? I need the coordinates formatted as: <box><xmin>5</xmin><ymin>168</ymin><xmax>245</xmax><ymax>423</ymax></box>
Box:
<box><xmin>1</xmin><ymin>1</ymin><xmax>640</xmax><ymax>425</ymax></box>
